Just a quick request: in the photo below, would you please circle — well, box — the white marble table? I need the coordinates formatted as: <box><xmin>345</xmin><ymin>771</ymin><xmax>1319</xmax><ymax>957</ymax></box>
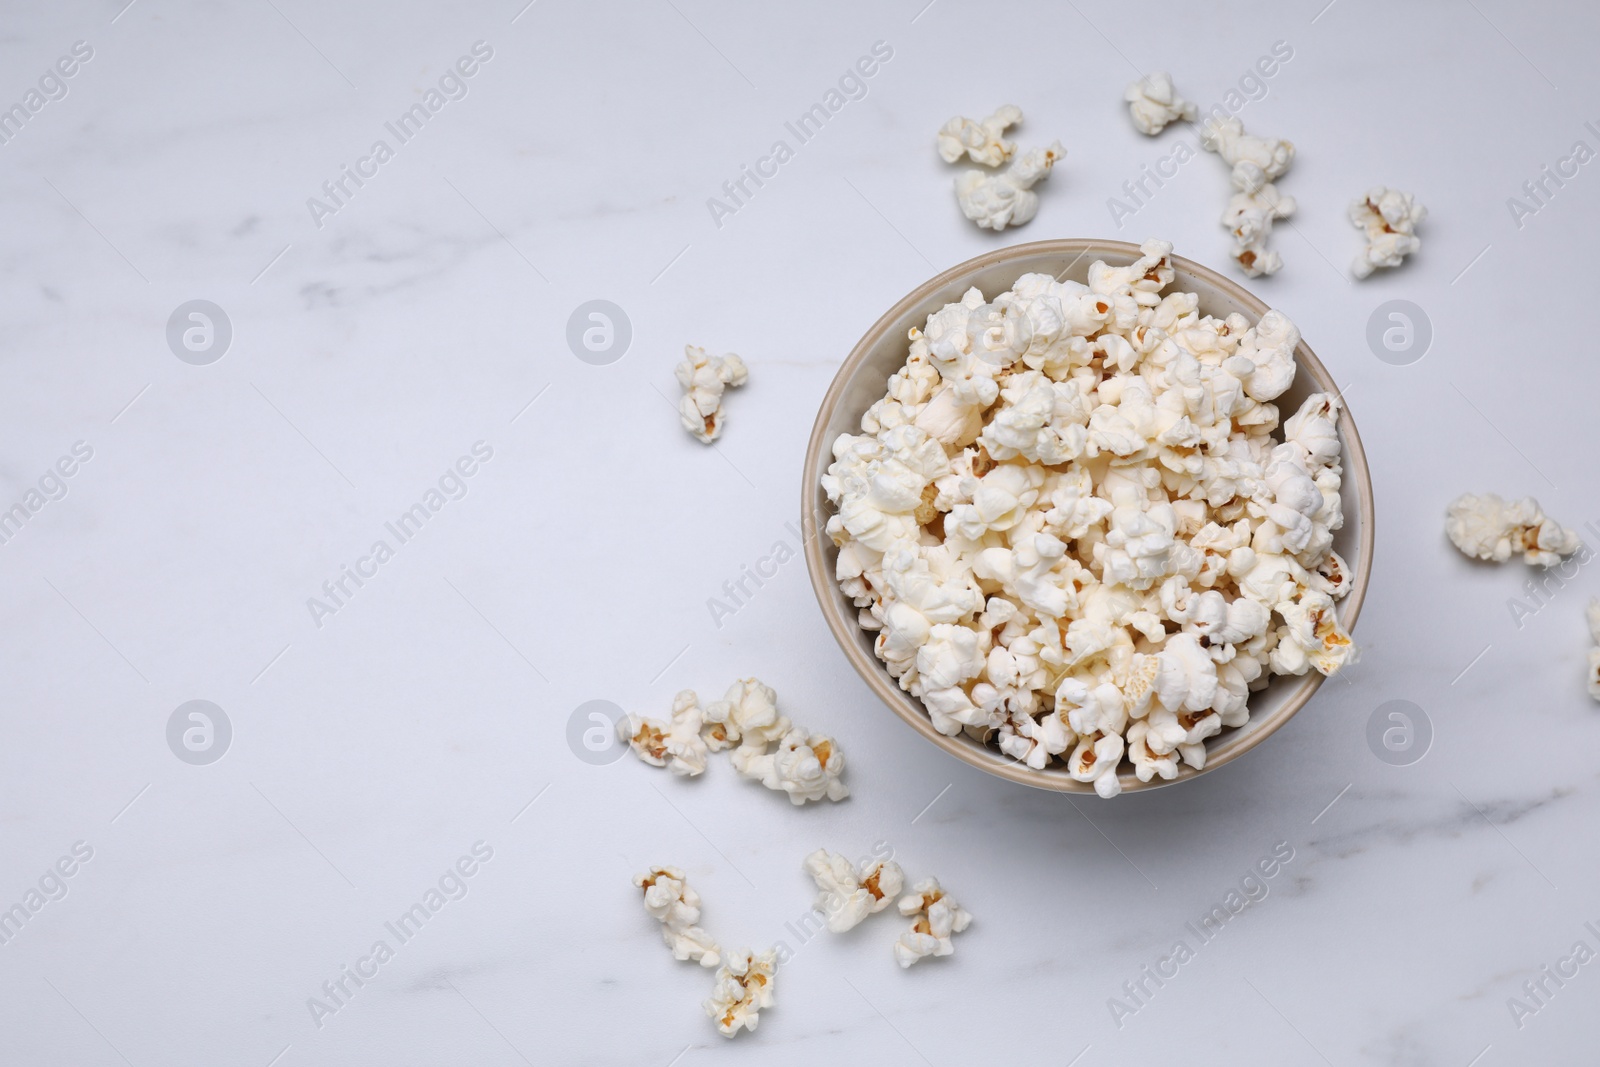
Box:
<box><xmin>2</xmin><ymin>0</ymin><xmax>1597</xmax><ymax>1062</ymax></box>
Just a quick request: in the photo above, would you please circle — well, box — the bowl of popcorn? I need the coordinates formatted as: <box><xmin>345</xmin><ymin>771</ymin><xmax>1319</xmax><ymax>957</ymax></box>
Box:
<box><xmin>803</xmin><ymin>239</ymin><xmax>1374</xmax><ymax>796</ymax></box>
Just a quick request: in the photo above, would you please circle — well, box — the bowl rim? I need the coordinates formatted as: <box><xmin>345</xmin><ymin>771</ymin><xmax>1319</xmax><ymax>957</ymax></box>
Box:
<box><xmin>801</xmin><ymin>238</ymin><xmax>1375</xmax><ymax>794</ymax></box>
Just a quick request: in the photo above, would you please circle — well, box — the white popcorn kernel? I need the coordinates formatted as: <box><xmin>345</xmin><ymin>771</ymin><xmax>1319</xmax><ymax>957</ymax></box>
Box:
<box><xmin>1127</xmin><ymin>720</ymin><xmax>1180</xmax><ymax>781</ymax></box>
<box><xmin>1446</xmin><ymin>493</ymin><xmax>1581</xmax><ymax>567</ymax></box>
<box><xmin>955</xmin><ymin>141</ymin><xmax>1065</xmax><ymax>231</ymax></box>
<box><xmin>1201</xmin><ymin>116</ymin><xmax>1294</xmax><ymax>275</ymax></box>
<box><xmin>703</xmin><ymin>677</ymin><xmax>789</xmax><ymax>751</ymax></box>
<box><xmin>1223</xmin><ymin>183</ymin><xmax>1295</xmax><ymax>277</ymax></box>
<box><xmin>734</xmin><ymin>727</ymin><xmax>849</xmax><ymax>805</ymax></box>
<box><xmin>1349</xmin><ymin>186</ymin><xmax>1426</xmax><ymax>279</ymax></box>
<box><xmin>1201</xmin><ymin>116</ymin><xmax>1294</xmax><ymax>193</ymax></box>
<box><xmin>1587</xmin><ymin>599</ymin><xmax>1600</xmax><ymax>702</ymax></box>
<box><xmin>1124</xmin><ymin>72</ymin><xmax>1197</xmax><ymax>136</ymax></box>
<box><xmin>634</xmin><ymin>866</ymin><xmax>721</xmax><ymax>968</ymax></box>
<box><xmin>675</xmin><ymin>345</ymin><xmax>748</xmax><ymax>443</ymax></box>
<box><xmin>620</xmin><ymin>694</ymin><xmax>711</xmax><ymax>775</ymax></box>
<box><xmin>1236</xmin><ymin>310</ymin><xmax>1300</xmax><ymax>402</ymax></box>
<box><xmin>893</xmin><ymin>878</ymin><xmax>973</xmax><ymax>968</ymax></box>
<box><xmin>803</xmin><ymin>849</ymin><xmax>906</xmax><ymax>932</ymax></box>
<box><xmin>704</xmin><ymin>948</ymin><xmax>777</xmax><ymax>1038</ymax></box>
<box><xmin>938</xmin><ymin>105</ymin><xmax>1023</xmax><ymax>166</ymax></box>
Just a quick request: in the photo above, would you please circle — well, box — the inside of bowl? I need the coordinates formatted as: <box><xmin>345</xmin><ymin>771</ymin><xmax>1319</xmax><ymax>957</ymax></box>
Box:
<box><xmin>811</xmin><ymin>241</ymin><xmax>1368</xmax><ymax>791</ymax></box>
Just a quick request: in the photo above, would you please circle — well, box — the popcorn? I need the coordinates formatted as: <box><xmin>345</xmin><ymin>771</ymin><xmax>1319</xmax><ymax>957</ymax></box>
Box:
<box><xmin>1201</xmin><ymin>116</ymin><xmax>1294</xmax><ymax>193</ymax></box>
<box><xmin>1446</xmin><ymin>493</ymin><xmax>1581</xmax><ymax>567</ymax></box>
<box><xmin>955</xmin><ymin>141</ymin><xmax>1065</xmax><ymax>231</ymax></box>
<box><xmin>1349</xmin><ymin>186</ymin><xmax>1426</xmax><ymax>279</ymax></box>
<box><xmin>823</xmin><ymin>241</ymin><xmax>1356</xmax><ymax>795</ymax></box>
<box><xmin>703</xmin><ymin>677</ymin><xmax>789</xmax><ymax>751</ymax></box>
<box><xmin>937</xmin><ymin>105</ymin><xmax>1022</xmax><ymax>166</ymax></box>
<box><xmin>1222</xmin><ymin>183</ymin><xmax>1295</xmax><ymax>278</ymax></box>
<box><xmin>675</xmin><ymin>345</ymin><xmax>747</xmax><ymax>443</ymax></box>
<box><xmin>704</xmin><ymin>949</ymin><xmax>777</xmax><ymax>1037</ymax></box>
<box><xmin>1124</xmin><ymin>73</ymin><xmax>1196</xmax><ymax>135</ymax></box>
<box><xmin>893</xmin><ymin>878</ymin><xmax>972</xmax><ymax>967</ymax></box>
<box><xmin>733</xmin><ymin>727</ymin><xmax>850</xmax><ymax>805</ymax></box>
<box><xmin>1588</xmin><ymin>599</ymin><xmax>1600</xmax><ymax>702</ymax></box>
<box><xmin>618</xmin><ymin>690</ymin><xmax>710</xmax><ymax>777</ymax></box>
<box><xmin>633</xmin><ymin>866</ymin><xmax>721</xmax><ymax>968</ymax></box>
<box><xmin>803</xmin><ymin>849</ymin><xmax>906</xmax><ymax>932</ymax></box>
<box><xmin>1200</xmin><ymin>116</ymin><xmax>1295</xmax><ymax>276</ymax></box>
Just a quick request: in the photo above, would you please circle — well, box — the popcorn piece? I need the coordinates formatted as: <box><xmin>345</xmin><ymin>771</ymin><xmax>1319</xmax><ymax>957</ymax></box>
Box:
<box><xmin>893</xmin><ymin>878</ymin><xmax>972</xmax><ymax>967</ymax></box>
<box><xmin>938</xmin><ymin>105</ymin><xmax>1023</xmax><ymax>166</ymax></box>
<box><xmin>633</xmin><ymin>866</ymin><xmax>721</xmax><ymax>968</ymax></box>
<box><xmin>675</xmin><ymin>345</ymin><xmax>747</xmax><ymax>443</ymax></box>
<box><xmin>617</xmin><ymin>690</ymin><xmax>710</xmax><ymax>776</ymax></box>
<box><xmin>1201</xmin><ymin>116</ymin><xmax>1294</xmax><ymax>193</ymax></box>
<box><xmin>1201</xmin><ymin>116</ymin><xmax>1294</xmax><ymax>276</ymax></box>
<box><xmin>1588</xmin><ymin>599</ymin><xmax>1600</xmax><ymax>702</ymax></box>
<box><xmin>1124</xmin><ymin>72</ymin><xmax>1197</xmax><ymax>135</ymax></box>
<box><xmin>1223</xmin><ymin>183</ymin><xmax>1295</xmax><ymax>278</ymax></box>
<box><xmin>704</xmin><ymin>949</ymin><xmax>777</xmax><ymax>1037</ymax></box>
<box><xmin>803</xmin><ymin>849</ymin><xmax>906</xmax><ymax>932</ymax></box>
<box><xmin>703</xmin><ymin>677</ymin><xmax>789</xmax><ymax>751</ymax></box>
<box><xmin>955</xmin><ymin>141</ymin><xmax>1065</xmax><ymax>231</ymax></box>
<box><xmin>1349</xmin><ymin>186</ymin><xmax>1426</xmax><ymax>279</ymax></box>
<box><xmin>733</xmin><ymin>727</ymin><xmax>849</xmax><ymax>805</ymax></box>
<box><xmin>1446</xmin><ymin>493</ymin><xmax>1581</xmax><ymax>567</ymax></box>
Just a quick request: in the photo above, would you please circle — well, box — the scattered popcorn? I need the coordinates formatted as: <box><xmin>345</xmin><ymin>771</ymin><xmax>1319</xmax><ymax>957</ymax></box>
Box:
<box><xmin>803</xmin><ymin>849</ymin><xmax>905</xmax><ymax>932</ymax></box>
<box><xmin>633</xmin><ymin>866</ymin><xmax>721</xmax><ymax>968</ymax></box>
<box><xmin>732</xmin><ymin>727</ymin><xmax>850</xmax><ymax>805</ymax></box>
<box><xmin>1349</xmin><ymin>186</ymin><xmax>1426</xmax><ymax>279</ymax></box>
<box><xmin>703</xmin><ymin>677</ymin><xmax>788</xmax><ymax>752</ymax></box>
<box><xmin>892</xmin><ymin>878</ymin><xmax>972</xmax><ymax>967</ymax></box>
<box><xmin>704</xmin><ymin>948</ymin><xmax>777</xmax><ymax>1038</ymax></box>
<box><xmin>1124</xmin><ymin>72</ymin><xmax>1197</xmax><ymax>135</ymax></box>
<box><xmin>1446</xmin><ymin>493</ymin><xmax>1580</xmax><ymax>567</ymax></box>
<box><xmin>675</xmin><ymin>345</ymin><xmax>747</xmax><ymax>443</ymax></box>
<box><xmin>955</xmin><ymin>141</ymin><xmax>1065</xmax><ymax>231</ymax></box>
<box><xmin>937</xmin><ymin>105</ymin><xmax>1023</xmax><ymax>166</ymax></box>
<box><xmin>1223</xmin><ymin>184</ymin><xmax>1296</xmax><ymax>278</ymax></box>
<box><xmin>617</xmin><ymin>676</ymin><xmax>849</xmax><ymax>804</ymax></box>
<box><xmin>822</xmin><ymin>240</ymin><xmax>1357</xmax><ymax>795</ymax></box>
<box><xmin>617</xmin><ymin>690</ymin><xmax>710</xmax><ymax>776</ymax></box>
<box><xmin>1201</xmin><ymin>117</ymin><xmax>1295</xmax><ymax>276</ymax></box>
<box><xmin>1588</xmin><ymin>599</ymin><xmax>1600</xmax><ymax>702</ymax></box>
<box><xmin>1201</xmin><ymin>116</ymin><xmax>1294</xmax><ymax>193</ymax></box>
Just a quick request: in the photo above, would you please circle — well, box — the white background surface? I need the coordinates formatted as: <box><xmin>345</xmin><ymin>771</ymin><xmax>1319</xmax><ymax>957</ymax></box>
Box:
<box><xmin>2</xmin><ymin>0</ymin><xmax>1597</xmax><ymax>1063</ymax></box>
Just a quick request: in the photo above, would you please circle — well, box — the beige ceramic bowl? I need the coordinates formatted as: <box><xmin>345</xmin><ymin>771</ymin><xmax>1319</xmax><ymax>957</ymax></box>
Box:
<box><xmin>803</xmin><ymin>239</ymin><xmax>1374</xmax><ymax>793</ymax></box>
